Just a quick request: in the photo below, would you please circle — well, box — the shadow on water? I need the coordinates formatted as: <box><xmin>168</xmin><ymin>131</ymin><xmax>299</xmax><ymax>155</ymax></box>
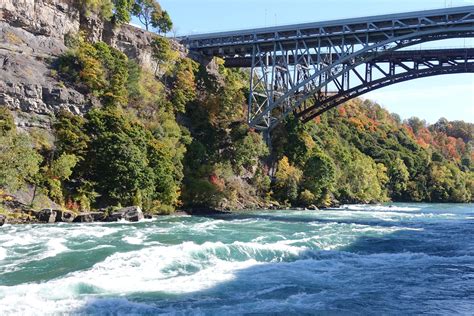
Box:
<box><xmin>72</xmin><ymin>211</ymin><xmax>474</xmax><ymax>315</ymax></box>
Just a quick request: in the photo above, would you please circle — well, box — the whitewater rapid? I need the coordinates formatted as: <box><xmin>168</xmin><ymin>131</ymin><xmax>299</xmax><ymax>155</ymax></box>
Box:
<box><xmin>0</xmin><ymin>203</ymin><xmax>473</xmax><ymax>315</ymax></box>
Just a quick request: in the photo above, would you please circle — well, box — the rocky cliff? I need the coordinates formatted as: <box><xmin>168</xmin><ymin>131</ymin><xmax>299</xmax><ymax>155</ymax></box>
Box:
<box><xmin>0</xmin><ymin>0</ymin><xmax>178</xmax><ymax>130</ymax></box>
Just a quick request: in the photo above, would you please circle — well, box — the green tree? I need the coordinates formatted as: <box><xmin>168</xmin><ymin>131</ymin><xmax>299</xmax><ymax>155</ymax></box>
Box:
<box><xmin>301</xmin><ymin>151</ymin><xmax>336</xmax><ymax>205</ymax></box>
<box><xmin>92</xmin><ymin>131</ymin><xmax>154</xmax><ymax>206</ymax></box>
<box><xmin>0</xmin><ymin>130</ymin><xmax>42</xmax><ymax>191</ymax></box>
<box><xmin>151</xmin><ymin>36</ymin><xmax>174</xmax><ymax>75</ymax></box>
<box><xmin>53</xmin><ymin>110</ymin><xmax>90</xmax><ymax>159</ymax></box>
<box><xmin>78</xmin><ymin>0</ymin><xmax>114</xmax><ymax>19</ymax></box>
<box><xmin>132</xmin><ymin>0</ymin><xmax>162</xmax><ymax>31</ymax></box>
<box><xmin>387</xmin><ymin>157</ymin><xmax>410</xmax><ymax>200</ymax></box>
<box><xmin>58</xmin><ymin>40</ymin><xmax>129</xmax><ymax>105</ymax></box>
<box><xmin>41</xmin><ymin>154</ymin><xmax>79</xmax><ymax>205</ymax></box>
<box><xmin>155</xmin><ymin>10</ymin><xmax>172</xmax><ymax>34</ymax></box>
<box><xmin>112</xmin><ymin>0</ymin><xmax>135</xmax><ymax>24</ymax></box>
<box><xmin>273</xmin><ymin>156</ymin><xmax>303</xmax><ymax>204</ymax></box>
<box><xmin>233</xmin><ymin>131</ymin><xmax>269</xmax><ymax>173</ymax></box>
<box><xmin>428</xmin><ymin>162</ymin><xmax>471</xmax><ymax>202</ymax></box>
<box><xmin>171</xmin><ymin>58</ymin><xmax>198</xmax><ymax>113</ymax></box>
<box><xmin>0</xmin><ymin>107</ymin><xmax>15</xmax><ymax>135</ymax></box>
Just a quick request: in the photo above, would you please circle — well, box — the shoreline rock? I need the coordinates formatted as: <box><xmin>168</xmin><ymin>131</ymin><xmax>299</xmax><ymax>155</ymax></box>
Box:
<box><xmin>108</xmin><ymin>206</ymin><xmax>144</xmax><ymax>222</ymax></box>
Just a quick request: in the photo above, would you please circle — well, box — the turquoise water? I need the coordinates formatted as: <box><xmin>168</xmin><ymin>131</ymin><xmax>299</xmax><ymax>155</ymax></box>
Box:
<box><xmin>0</xmin><ymin>204</ymin><xmax>473</xmax><ymax>315</ymax></box>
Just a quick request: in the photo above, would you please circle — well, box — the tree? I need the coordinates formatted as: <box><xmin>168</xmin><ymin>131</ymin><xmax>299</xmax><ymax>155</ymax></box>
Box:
<box><xmin>112</xmin><ymin>0</ymin><xmax>135</xmax><ymax>24</ymax></box>
<box><xmin>58</xmin><ymin>39</ymin><xmax>129</xmax><ymax>105</ymax></box>
<box><xmin>0</xmin><ymin>129</ymin><xmax>42</xmax><ymax>191</ymax></box>
<box><xmin>132</xmin><ymin>0</ymin><xmax>162</xmax><ymax>31</ymax></box>
<box><xmin>387</xmin><ymin>157</ymin><xmax>410</xmax><ymax>200</ymax></box>
<box><xmin>53</xmin><ymin>110</ymin><xmax>90</xmax><ymax>159</ymax></box>
<box><xmin>79</xmin><ymin>0</ymin><xmax>114</xmax><ymax>19</ymax></box>
<box><xmin>38</xmin><ymin>154</ymin><xmax>79</xmax><ymax>205</ymax></box>
<box><xmin>0</xmin><ymin>107</ymin><xmax>14</xmax><ymax>135</ymax></box>
<box><xmin>155</xmin><ymin>10</ymin><xmax>172</xmax><ymax>34</ymax></box>
<box><xmin>273</xmin><ymin>156</ymin><xmax>303</xmax><ymax>204</ymax></box>
<box><xmin>233</xmin><ymin>131</ymin><xmax>269</xmax><ymax>173</ymax></box>
<box><xmin>171</xmin><ymin>58</ymin><xmax>198</xmax><ymax>113</ymax></box>
<box><xmin>151</xmin><ymin>36</ymin><xmax>174</xmax><ymax>75</ymax></box>
<box><xmin>301</xmin><ymin>151</ymin><xmax>336</xmax><ymax>205</ymax></box>
<box><xmin>93</xmin><ymin>131</ymin><xmax>154</xmax><ymax>206</ymax></box>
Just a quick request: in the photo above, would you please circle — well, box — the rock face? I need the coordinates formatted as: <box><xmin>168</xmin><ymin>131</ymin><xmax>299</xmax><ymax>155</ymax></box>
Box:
<box><xmin>0</xmin><ymin>214</ymin><xmax>6</xmax><ymax>226</ymax></box>
<box><xmin>0</xmin><ymin>0</ymin><xmax>88</xmax><ymax>128</ymax></box>
<box><xmin>110</xmin><ymin>206</ymin><xmax>144</xmax><ymax>222</ymax></box>
<box><xmin>0</xmin><ymin>0</ymin><xmax>185</xmax><ymax>130</ymax></box>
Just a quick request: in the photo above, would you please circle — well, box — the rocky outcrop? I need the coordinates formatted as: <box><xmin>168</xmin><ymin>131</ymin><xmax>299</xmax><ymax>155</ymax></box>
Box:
<box><xmin>109</xmin><ymin>206</ymin><xmax>144</xmax><ymax>222</ymax></box>
<box><xmin>35</xmin><ymin>209</ymin><xmax>57</xmax><ymax>223</ymax></box>
<box><xmin>73</xmin><ymin>212</ymin><xmax>106</xmax><ymax>223</ymax></box>
<box><xmin>0</xmin><ymin>0</ymin><xmax>88</xmax><ymax>128</ymax></box>
<box><xmin>55</xmin><ymin>209</ymin><xmax>76</xmax><ymax>223</ymax></box>
<box><xmin>0</xmin><ymin>0</ymin><xmax>80</xmax><ymax>40</ymax></box>
<box><xmin>0</xmin><ymin>0</ymin><xmax>185</xmax><ymax>130</ymax></box>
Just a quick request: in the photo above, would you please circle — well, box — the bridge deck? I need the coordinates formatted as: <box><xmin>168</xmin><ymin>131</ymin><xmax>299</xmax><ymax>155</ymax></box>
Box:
<box><xmin>181</xmin><ymin>6</ymin><xmax>474</xmax><ymax>57</ymax></box>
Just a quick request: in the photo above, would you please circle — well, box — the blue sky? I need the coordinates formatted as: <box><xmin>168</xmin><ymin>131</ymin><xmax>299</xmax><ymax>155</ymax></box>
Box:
<box><xmin>140</xmin><ymin>0</ymin><xmax>474</xmax><ymax>123</ymax></box>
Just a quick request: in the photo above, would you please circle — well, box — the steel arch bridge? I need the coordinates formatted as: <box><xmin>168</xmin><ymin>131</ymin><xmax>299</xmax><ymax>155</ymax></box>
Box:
<box><xmin>181</xmin><ymin>6</ymin><xmax>474</xmax><ymax>131</ymax></box>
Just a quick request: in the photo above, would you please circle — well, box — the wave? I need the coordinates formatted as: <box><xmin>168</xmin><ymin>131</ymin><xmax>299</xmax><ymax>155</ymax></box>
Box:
<box><xmin>338</xmin><ymin>204</ymin><xmax>422</xmax><ymax>212</ymax></box>
<box><xmin>1</xmin><ymin>243</ymin><xmax>472</xmax><ymax>315</ymax></box>
<box><xmin>0</xmin><ymin>247</ymin><xmax>6</xmax><ymax>261</ymax></box>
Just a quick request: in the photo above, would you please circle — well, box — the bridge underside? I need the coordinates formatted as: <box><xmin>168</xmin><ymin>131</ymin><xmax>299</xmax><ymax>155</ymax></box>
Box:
<box><xmin>232</xmin><ymin>48</ymin><xmax>474</xmax><ymax>126</ymax></box>
<box><xmin>183</xmin><ymin>6</ymin><xmax>474</xmax><ymax>131</ymax></box>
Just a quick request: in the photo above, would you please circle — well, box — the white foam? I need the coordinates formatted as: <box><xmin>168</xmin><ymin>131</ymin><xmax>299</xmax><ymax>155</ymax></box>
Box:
<box><xmin>2</xmin><ymin>234</ymin><xmax>35</xmax><ymax>247</ymax></box>
<box><xmin>0</xmin><ymin>247</ymin><xmax>6</xmax><ymax>260</ymax></box>
<box><xmin>122</xmin><ymin>232</ymin><xmax>144</xmax><ymax>245</ymax></box>
<box><xmin>42</xmin><ymin>238</ymin><xmax>68</xmax><ymax>259</ymax></box>
<box><xmin>340</xmin><ymin>204</ymin><xmax>422</xmax><ymax>212</ymax></box>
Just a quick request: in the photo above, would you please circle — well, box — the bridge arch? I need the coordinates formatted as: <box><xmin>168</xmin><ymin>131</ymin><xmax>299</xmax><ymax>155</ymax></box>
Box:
<box><xmin>296</xmin><ymin>50</ymin><xmax>474</xmax><ymax>122</ymax></box>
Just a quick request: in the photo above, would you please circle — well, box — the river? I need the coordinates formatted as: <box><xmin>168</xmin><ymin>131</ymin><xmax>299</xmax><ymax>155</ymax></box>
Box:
<box><xmin>0</xmin><ymin>203</ymin><xmax>473</xmax><ymax>315</ymax></box>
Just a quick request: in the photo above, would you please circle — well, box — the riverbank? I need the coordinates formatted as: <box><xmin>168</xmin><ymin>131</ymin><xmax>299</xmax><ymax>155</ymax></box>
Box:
<box><xmin>0</xmin><ymin>198</ymin><xmax>317</xmax><ymax>225</ymax></box>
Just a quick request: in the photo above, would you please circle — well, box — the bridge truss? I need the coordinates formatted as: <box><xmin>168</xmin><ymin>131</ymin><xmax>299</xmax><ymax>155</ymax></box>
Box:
<box><xmin>183</xmin><ymin>6</ymin><xmax>474</xmax><ymax>131</ymax></box>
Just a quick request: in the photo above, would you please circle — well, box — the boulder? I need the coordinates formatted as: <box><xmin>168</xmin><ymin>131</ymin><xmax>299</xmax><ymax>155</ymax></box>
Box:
<box><xmin>36</xmin><ymin>209</ymin><xmax>57</xmax><ymax>223</ymax></box>
<box><xmin>143</xmin><ymin>213</ymin><xmax>153</xmax><ymax>219</ymax></box>
<box><xmin>73</xmin><ymin>212</ymin><xmax>106</xmax><ymax>223</ymax></box>
<box><xmin>55</xmin><ymin>210</ymin><xmax>76</xmax><ymax>223</ymax></box>
<box><xmin>110</xmin><ymin>206</ymin><xmax>144</xmax><ymax>222</ymax></box>
<box><xmin>0</xmin><ymin>214</ymin><xmax>6</xmax><ymax>226</ymax></box>
<box><xmin>73</xmin><ymin>213</ymin><xmax>94</xmax><ymax>223</ymax></box>
<box><xmin>308</xmin><ymin>205</ymin><xmax>319</xmax><ymax>211</ymax></box>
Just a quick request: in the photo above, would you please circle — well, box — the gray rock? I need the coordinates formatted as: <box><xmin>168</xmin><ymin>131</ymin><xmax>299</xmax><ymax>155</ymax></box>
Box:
<box><xmin>110</xmin><ymin>206</ymin><xmax>144</xmax><ymax>222</ymax></box>
<box><xmin>143</xmin><ymin>213</ymin><xmax>153</xmax><ymax>219</ymax></box>
<box><xmin>36</xmin><ymin>209</ymin><xmax>57</xmax><ymax>223</ymax></box>
<box><xmin>73</xmin><ymin>212</ymin><xmax>106</xmax><ymax>223</ymax></box>
<box><xmin>73</xmin><ymin>213</ymin><xmax>94</xmax><ymax>223</ymax></box>
<box><xmin>0</xmin><ymin>214</ymin><xmax>6</xmax><ymax>226</ymax></box>
<box><xmin>55</xmin><ymin>210</ymin><xmax>76</xmax><ymax>223</ymax></box>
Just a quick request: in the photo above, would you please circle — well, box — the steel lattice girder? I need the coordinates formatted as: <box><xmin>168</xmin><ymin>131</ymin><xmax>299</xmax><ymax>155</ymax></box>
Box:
<box><xmin>295</xmin><ymin>48</ymin><xmax>474</xmax><ymax>123</ymax></box>
<box><xmin>182</xmin><ymin>6</ymin><xmax>474</xmax><ymax>131</ymax></box>
<box><xmin>182</xmin><ymin>6</ymin><xmax>474</xmax><ymax>55</ymax></box>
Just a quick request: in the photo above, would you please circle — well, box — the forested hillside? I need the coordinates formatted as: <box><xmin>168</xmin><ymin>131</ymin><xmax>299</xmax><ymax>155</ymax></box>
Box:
<box><xmin>1</xmin><ymin>0</ymin><xmax>472</xmax><ymax>218</ymax></box>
